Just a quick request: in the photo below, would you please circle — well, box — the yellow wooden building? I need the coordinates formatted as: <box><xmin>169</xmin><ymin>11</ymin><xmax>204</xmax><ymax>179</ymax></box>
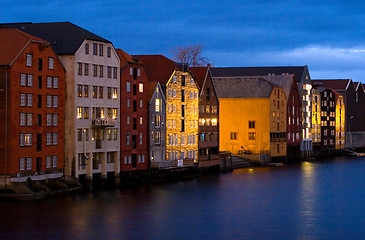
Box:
<box><xmin>213</xmin><ymin>77</ymin><xmax>287</xmax><ymax>157</ymax></box>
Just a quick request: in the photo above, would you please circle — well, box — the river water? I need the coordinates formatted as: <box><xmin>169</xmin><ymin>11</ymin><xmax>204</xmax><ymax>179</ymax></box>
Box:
<box><xmin>1</xmin><ymin>156</ymin><xmax>365</xmax><ymax>240</ymax></box>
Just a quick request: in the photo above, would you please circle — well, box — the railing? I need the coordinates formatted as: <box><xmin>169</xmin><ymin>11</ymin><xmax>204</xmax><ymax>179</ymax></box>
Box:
<box><xmin>92</xmin><ymin>118</ymin><xmax>115</xmax><ymax>128</ymax></box>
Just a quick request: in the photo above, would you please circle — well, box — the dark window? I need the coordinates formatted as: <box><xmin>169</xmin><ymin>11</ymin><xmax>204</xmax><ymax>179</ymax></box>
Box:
<box><xmin>37</xmin><ymin>95</ymin><xmax>42</xmax><ymax>108</ymax></box>
<box><xmin>181</xmin><ymin>90</ymin><xmax>185</xmax><ymax>102</ymax></box>
<box><xmin>133</xmin><ymin>100</ymin><xmax>137</xmax><ymax>112</ymax></box>
<box><xmin>38</xmin><ymin>58</ymin><xmax>43</xmax><ymax>71</ymax></box>
<box><xmin>36</xmin><ymin>134</ymin><xmax>42</xmax><ymax>152</ymax></box>
<box><xmin>181</xmin><ymin>105</ymin><xmax>185</xmax><ymax>117</ymax></box>
<box><xmin>133</xmin><ymin>118</ymin><xmax>137</xmax><ymax>130</ymax></box>
<box><xmin>132</xmin><ymin>135</ymin><xmax>137</xmax><ymax>149</ymax></box>
<box><xmin>132</xmin><ymin>154</ymin><xmax>137</xmax><ymax>168</ymax></box>
<box><xmin>133</xmin><ymin>68</ymin><xmax>137</xmax><ymax>80</ymax></box>
<box><xmin>181</xmin><ymin>120</ymin><xmax>185</xmax><ymax>132</ymax></box>
<box><xmin>38</xmin><ymin>76</ymin><xmax>42</xmax><ymax>89</ymax></box>
<box><xmin>206</xmin><ymin>88</ymin><xmax>210</xmax><ymax>101</ymax></box>
<box><xmin>37</xmin><ymin>114</ymin><xmax>42</xmax><ymax>127</ymax></box>
<box><xmin>133</xmin><ymin>84</ymin><xmax>137</xmax><ymax>95</ymax></box>
<box><xmin>181</xmin><ymin>75</ymin><xmax>185</xmax><ymax>86</ymax></box>
<box><xmin>249</xmin><ymin>121</ymin><xmax>255</xmax><ymax>128</ymax></box>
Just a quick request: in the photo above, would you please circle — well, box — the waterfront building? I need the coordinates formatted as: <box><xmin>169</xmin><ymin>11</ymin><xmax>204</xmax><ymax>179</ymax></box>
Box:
<box><xmin>318</xmin><ymin>88</ymin><xmax>336</xmax><ymax>150</ymax></box>
<box><xmin>213</xmin><ymin>77</ymin><xmax>287</xmax><ymax>158</ymax></box>
<box><xmin>211</xmin><ymin>66</ymin><xmax>312</xmax><ymax>158</ymax></box>
<box><xmin>147</xmin><ymin>82</ymin><xmax>167</xmax><ymax>168</ymax></box>
<box><xmin>311</xmin><ymin>79</ymin><xmax>361</xmax><ymax>148</ymax></box>
<box><xmin>0</xmin><ymin>29</ymin><xmax>65</xmax><ymax>183</ymax></box>
<box><xmin>311</xmin><ymin>86</ymin><xmax>322</xmax><ymax>153</ymax></box>
<box><xmin>116</xmin><ymin>49</ymin><xmax>148</xmax><ymax>172</ymax></box>
<box><xmin>261</xmin><ymin>74</ymin><xmax>302</xmax><ymax>159</ymax></box>
<box><xmin>334</xmin><ymin>91</ymin><xmax>345</xmax><ymax>149</ymax></box>
<box><xmin>1</xmin><ymin>22</ymin><xmax>121</xmax><ymax>183</ymax></box>
<box><xmin>135</xmin><ymin>55</ymin><xmax>199</xmax><ymax>166</ymax></box>
<box><xmin>190</xmin><ymin>67</ymin><xmax>219</xmax><ymax>163</ymax></box>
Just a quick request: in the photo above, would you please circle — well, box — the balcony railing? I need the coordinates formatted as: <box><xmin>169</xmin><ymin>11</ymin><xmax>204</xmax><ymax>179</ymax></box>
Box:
<box><xmin>92</xmin><ymin>118</ymin><xmax>115</xmax><ymax>128</ymax></box>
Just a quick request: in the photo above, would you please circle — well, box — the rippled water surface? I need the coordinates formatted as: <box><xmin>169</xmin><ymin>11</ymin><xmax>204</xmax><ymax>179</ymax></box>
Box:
<box><xmin>1</xmin><ymin>156</ymin><xmax>365</xmax><ymax>240</ymax></box>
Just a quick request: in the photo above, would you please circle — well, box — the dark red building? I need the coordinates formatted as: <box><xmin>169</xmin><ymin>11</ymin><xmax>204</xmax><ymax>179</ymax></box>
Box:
<box><xmin>0</xmin><ymin>29</ymin><xmax>65</xmax><ymax>182</ymax></box>
<box><xmin>116</xmin><ymin>49</ymin><xmax>149</xmax><ymax>171</ymax></box>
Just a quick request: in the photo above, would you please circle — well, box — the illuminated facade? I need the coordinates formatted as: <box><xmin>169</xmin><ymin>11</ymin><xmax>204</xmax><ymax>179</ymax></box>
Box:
<box><xmin>311</xmin><ymin>88</ymin><xmax>321</xmax><ymax>145</ymax></box>
<box><xmin>213</xmin><ymin>77</ymin><xmax>287</xmax><ymax>158</ymax></box>
<box><xmin>319</xmin><ymin>88</ymin><xmax>336</xmax><ymax>149</ymax></box>
<box><xmin>135</xmin><ymin>55</ymin><xmax>199</xmax><ymax>166</ymax></box>
<box><xmin>334</xmin><ymin>91</ymin><xmax>345</xmax><ymax>149</ymax></box>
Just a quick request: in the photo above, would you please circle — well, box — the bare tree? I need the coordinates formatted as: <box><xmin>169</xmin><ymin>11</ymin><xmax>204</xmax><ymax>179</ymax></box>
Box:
<box><xmin>171</xmin><ymin>44</ymin><xmax>210</xmax><ymax>67</ymax></box>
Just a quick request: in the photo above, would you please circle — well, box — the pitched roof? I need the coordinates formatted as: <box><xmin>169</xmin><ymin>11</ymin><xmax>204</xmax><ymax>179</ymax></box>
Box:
<box><xmin>211</xmin><ymin>66</ymin><xmax>309</xmax><ymax>83</ymax></box>
<box><xmin>311</xmin><ymin>79</ymin><xmax>352</xmax><ymax>91</ymax></box>
<box><xmin>0</xmin><ymin>29</ymin><xmax>48</xmax><ymax>66</ymax></box>
<box><xmin>133</xmin><ymin>55</ymin><xmax>177</xmax><ymax>85</ymax></box>
<box><xmin>332</xmin><ymin>89</ymin><xmax>343</xmax><ymax>102</ymax></box>
<box><xmin>212</xmin><ymin>77</ymin><xmax>276</xmax><ymax>99</ymax></box>
<box><xmin>116</xmin><ymin>48</ymin><xmax>141</xmax><ymax>68</ymax></box>
<box><xmin>190</xmin><ymin>67</ymin><xmax>208</xmax><ymax>89</ymax></box>
<box><xmin>0</xmin><ymin>22</ymin><xmax>110</xmax><ymax>55</ymax></box>
<box><xmin>260</xmin><ymin>74</ymin><xmax>294</xmax><ymax>100</ymax></box>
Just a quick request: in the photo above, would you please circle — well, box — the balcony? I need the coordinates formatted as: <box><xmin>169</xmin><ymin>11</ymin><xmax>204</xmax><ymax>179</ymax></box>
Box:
<box><xmin>92</xmin><ymin>118</ymin><xmax>115</xmax><ymax>128</ymax></box>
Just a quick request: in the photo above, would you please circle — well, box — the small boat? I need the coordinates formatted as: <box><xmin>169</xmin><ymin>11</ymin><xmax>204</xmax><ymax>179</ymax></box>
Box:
<box><xmin>267</xmin><ymin>162</ymin><xmax>283</xmax><ymax>167</ymax></box>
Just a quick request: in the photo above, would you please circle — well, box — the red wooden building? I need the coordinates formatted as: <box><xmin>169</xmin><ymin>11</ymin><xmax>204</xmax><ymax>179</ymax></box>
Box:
<box><xmin>116</xmin><ymin>49</ymin><xmax>149</xmax><ymax>171</ymax></box>
<box><xmin>0</xmin><ymin>29</ymin><xmax>65</xmax><ymax>183</ymax></box>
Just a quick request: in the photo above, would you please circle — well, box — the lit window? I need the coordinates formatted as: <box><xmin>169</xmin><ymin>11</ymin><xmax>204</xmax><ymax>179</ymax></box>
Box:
<box><xmin>84</xmin><ymin>85</ymin><xmax>89</xmax><ymax>97</ymax></box>
<box><xmin>249</xmin><ymin>132</ymin><xmax>256</xmax><ymax>140</ymax></box>
<box><xmin>155</xmin><ymin>99</ymin><xmax>160</xmax><ymax>112</ymax></box>
<box><xmin>140</xmin><ymin>117</ymin><xmax>143</xmax><ymax>125</ymax></box>
<box><xmin>139</xmin><ymin>83</ymin><xmax>143</xmax><ymax>93</ymax></box>
<box><xmin>211</xmin><ymin>118</ymin><xmax>217</xmax><ymax>126</ymax></box>
<box><xmin>77</xmin><ymin>107</ymin><xmax>83</xmax><ymax>119</ymax></box>
<box><xmin>113</xmin><ymin>88</ymin><xmax>118</xmax><ymax>99</ymax></box>
<box><xmin>113</xmin><ymin>108</ymin><xmax>117</xmax><ymax>119</ymax></box>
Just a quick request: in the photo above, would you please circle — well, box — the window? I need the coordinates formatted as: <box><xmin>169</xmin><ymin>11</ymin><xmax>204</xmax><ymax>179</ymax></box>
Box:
<box><xmin>127</xmin><ymin>99</ymin><xmax>130</xmax><ymax>107</ymax></box>
<box><xmin>19</xmin><ymin>158</ymin><xmax>25</xmax><ymax>171</ymax></box>
<box><xmin>99</xmin><ymin>65</ymin><xmax>103</xmax><ymax>77</ymax></box>
<box><xmin>26</xmin><ymin>157</ymin><xmax>32</xmax><ymax>170</ymax></box>
<box><xmin>155</xmin><ymin>131</ymin><xmax>161</xmax><ymax>145</ymax></box>
<box><xmin>230</xmin><ymin>132</ymin><xmax>237</xmax><ymax>140</ymax></box>
<box><xmin>83</xmin><ymin>85</ymin><xmax>89</xmax><ymax>97</ymax></box>
<box><xmin>173</xmin><ymin>89</ymin><xmax>176</xmax><ymax>97</ymax></box>
<box><xmin>113</xmin><ymin>88</ymin><xmax>118</xmax><ymax>99</ymax></box>
<box><xmin>77</xmin><ymin>129</ymin><xmax>82</xmax><ymax>141</ymax></box>
<box><xmin>249</xmin><ymin>121</ymin><xmax>256</xmax><ymax>128</ymax></box>
<box><xmin>53</xmin><ymin>77</ymin><xmax>58</xmax><ymax>89</ymax></box>
<box><xmin>48</xmin><ymin>57</ymin><xmax>54</xmax><ymax>70</ymax></box>
<box><xmin>52</xmin><ymin>133</ymin><xmax>58</xmax><ymax>145</ymax></box>
<box><xmin>85</xmin><ymin>43</ymin><xmax>89</xmax><ymax>54</ymax></box>
<box><xmin>20</xmin><ymin>133</ymin><xmax>32</xmax><ymax>146</ymax></box>
<box><xmin>99</xmin><ymin>44</ymin><xmax>103</xmax><ymax>56</ymax></box>
<box><xmin>99</xmin><ymin>86</ymin><xmax>104</xmax><ymax>98</ymax></box>
<box><xmin>47</xmin><ymin>76</ymin><xmax>52</xmax><ymax>88</ymax></box>
<box><xmin>139</xmin><ymin>132</ymin><xmax>143</xmax><ymax>145</ymax></box>
<box><xmin>78</xmin><ymin>85</ymin><xmax>83</xmax><ymax>97</ymax></box>
<box><xmin>26</xmin><ymin>113</ymin><xmax>32</xmax><ymax>126</ymax></box>
<box><xmin>113</xmin><ymin>67</ymin><xmax>117</xmax><ymax>79</ymax></box>
<box><xmin>78</xmin><ymin>62</ymin><xmax>83</xmax><ymax>75</ymax></box>
<box><xmin>155</xmin><ymin>99</ymin><xmax>160</xmax><ymax>112</ymax></box>
<box><xmin>84</xmin><ymin>63</ymin><xmax>89</xmax><ymax>76</ymax></box>
<box><xmin>139</xmin><ymin>116</ymin><xmax>143</xmax><ymax>125</ymax></box>
<box><xmin>20</xmin><ymin>74</ymin><xmax>26</xmax><ymax>86</ymax></box>
<box><xmin>27</xmin><ymin>75</ymin><xmax>33</xmax><ymax>87</ymax></box>
<box><xmin>113</xmin><ymin>108</ymin><xmax>117</xmax><ymax>119</ymax></box>
<box><xmin>27</xmin><ymin>94</ymin><xmax>33</xmax><ymax>107</ymax></box>
<box><xmin>126</xmin><ymin>132</ymin><xmax>130</xmax><ymax>145</ymax></box>
<box><xmin>20</xmin><ymin>113</ymin><xmax>26</xmax><ymax>126</ymax></box>
<box><xmin>112</xmin><ymin>129</ymin><xmax>117</xmax><ymax>140</ymax></box>
<box><xmin>20</xmin><ymin>94</ymin><xmax>26</xmax><ymax>107</ymax></box>
<box><xmin>93</xmin><ymin>64</ymin><xmax>97</xmax><ymax>77</ymax></box>
<box><xmin>107</xmin><ymin>129</ymin><xmax>112</xmax><ymax>140</ymax></box>
<box><xmin>139</xmin><ymin>99</ymin><xmax>143</xmax><ymax>108</ymax></box>
<box><xmin>126</xmin><ymin>116</ymin><xmax>130</xmax><ymax>124</ymax></box>
<box><xmin>93</xmin><ymin>86</ymin><xmax>97</xmax><ymax>98</ymax></box>
<box><xmin>168</xmin><ymin>89</ymin><xmax>171</xmax><ymax>97</ymax></box>
<box><xmin>53</xmin><ymin>96</ymin><xmax>58</xmax><ymax>108</ymax></box>
<box><xmin>126</xmin><ymin>82</ymin><xmax>131</xmax><ymax>92</ymax></box>
<box><xmin>139</xmin><ymin>83</ymin><xmax>143</xmax><ymax>93</ymax></box>
<box><xmin>93</xmin><ymin>43</ymin><xmax>97</xmax><ymax>55</ymax></box>
<box><xmin>26</xmin><ymin>54</ymin><xmax>32</xmax><ymax>66</ymax></box>
<box><xmin>77</xmin><ymin>107</ymin><xmax>83</xmax><ymax>119</ymax></box>
<box><xmin>107</xmin><ymin>66</ymin><xmax>112</xmax><ymax>78</ymax></box>
<box><xmin>137</xmin><ymin>68</ymin><xmax>141</xmax><ymax>77</ymax></box>
<box><xmin>249</xmin><ymin>132</ymin><xmax>256</xmax><ymax>140</ymax></box>
<box><xmin>107</xmin><ymin>47</ymin><xmax>111</xmax><ymax>58</ymax></box>
<box><xmin>84</xmin><ymin>107</ymin><xmax>89</xmax><ymax>119</ymax></box>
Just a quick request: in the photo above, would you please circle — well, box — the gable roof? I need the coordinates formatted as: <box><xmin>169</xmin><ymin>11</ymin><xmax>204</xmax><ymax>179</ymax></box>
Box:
<box><xmin>332</xmin><ymin>89</ymin><xmax>343</xmax><ymax>102</ymax></box>
<box><xmin>260</xmin><ymin>74</ymin><xmax>294</xmax><ymax>100</ymax></box>
<box><xmin>133</xmin><ymin>55</ymin><xmax>177</xmax><ymax>85</ymax></box>
<box><xmin>116</xmin><ymin>48</ymin><xmax>141</xmax><ymax>68</ymax></box>
<box><xmin>0</xmin><ymin>22</ymin><xmax>110</xmax><ymax>55</ymax></box>
<box><xmin>211</xmin><ymin>66</ymin><xmax>310</xmax><ymax>83</ymax></box>
<box><xmin>190</xmin><ymin>67</ymin><xmax>208</xmax><ymax>89</ymax></box>
<box><xmin>311</xmin><ymin>79</ymin><xmax>352</xmax><ymax>91</ymax></box>
<box><xmin>0</xmin><ymin>28</ymin><xmax>48</xmax><ymax>66</ymax></box>
<box><xmin>212</xmin><ymin>77</ymin><xmax>276</xmax><ymax>99</ymax></box>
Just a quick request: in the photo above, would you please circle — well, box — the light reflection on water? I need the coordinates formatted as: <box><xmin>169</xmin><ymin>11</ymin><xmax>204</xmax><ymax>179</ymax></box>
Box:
<box><xmin>1</xmin><ymin>156</ymin><xmax>365</xmax><ymax>239</ymax></box>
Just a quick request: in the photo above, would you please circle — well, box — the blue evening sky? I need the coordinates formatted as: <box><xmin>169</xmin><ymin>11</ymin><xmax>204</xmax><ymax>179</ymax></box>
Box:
<box><xmin>3</xmin><ymin>0</ymin><xmax>365</xmax><ymax>82</ymax></box>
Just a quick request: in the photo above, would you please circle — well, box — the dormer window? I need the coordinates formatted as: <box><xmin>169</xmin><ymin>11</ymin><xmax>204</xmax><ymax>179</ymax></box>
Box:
<box><xmin>85</xmin><ymin>43</ymin><xmax>89</xmax><ymax>54</ymax></box>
